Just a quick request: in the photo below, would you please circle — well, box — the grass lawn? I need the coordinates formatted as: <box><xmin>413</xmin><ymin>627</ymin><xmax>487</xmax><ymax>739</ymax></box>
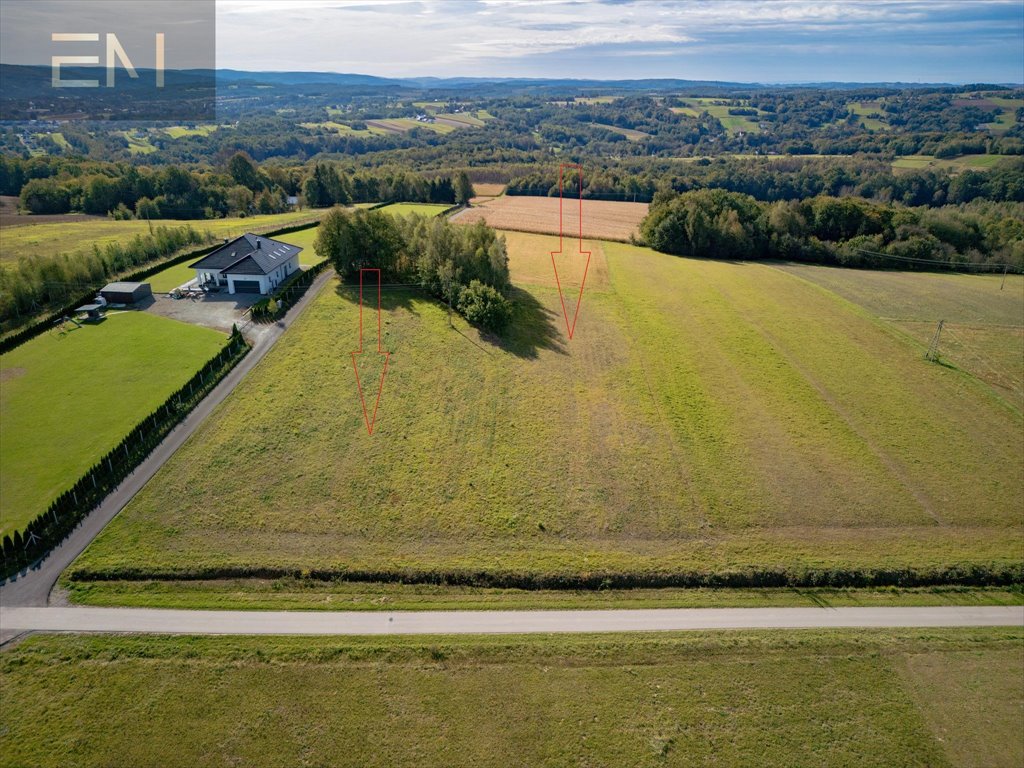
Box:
<box><xmin>0</xmin><ymin>209</ymin><xmax>324</xmax><ymax>265</ymax></box>
<box><xmin>146</xmin><ymin>260</ymin><xmax>197</xmax><ymax>292</ymax></box>
<box><xmin>1</xmin><ymin>629</ymin><xmax>1021</xmax><ymax>767</ymax></box>
<box><xmin>68</xmin><ymin>235</ymin><xmax>1023</xmax><ymax>587</ymax></box>
<box><xmin>0</xmin><ymin>312</ymin><xmax>225</xmax><ymax>536</ymax></box>
<box><xmin>274</xmin><ymin>226</ymin><xmax>325</xmax><ymax>265</ymax></box>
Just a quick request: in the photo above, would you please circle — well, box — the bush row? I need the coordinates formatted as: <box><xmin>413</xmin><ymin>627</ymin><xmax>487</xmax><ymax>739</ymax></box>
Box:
<box><xmin>248</xmin><ymin>259</ymin><xmax>332</xmax><ymax>322</ymax></box>
<box><xmin>0</xmin><ymin>330</ymin><xmax>251</xmax><ymax>581</ymax></box>
<box><xmin>65</xmin><ymin>561</ymin><xmax>1023</xmax><ymax>590</ymax></box>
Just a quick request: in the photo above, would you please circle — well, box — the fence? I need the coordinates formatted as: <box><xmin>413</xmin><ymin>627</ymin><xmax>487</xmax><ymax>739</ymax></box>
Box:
<box><xmin>0</xmin><ymin>329</ymin><xmax>251</xmax><ymax>580</ymax></box>
<box><xmin>249</xmin><ymin>259</ymin><xmax>332</xmax><ymax>323</ymax></box>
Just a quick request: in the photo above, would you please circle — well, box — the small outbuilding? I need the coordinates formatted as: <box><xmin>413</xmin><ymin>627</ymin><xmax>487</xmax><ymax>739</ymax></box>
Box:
<box><xmin>99</xmin><ymin>281</ymin><xmax>153</xmax><ymax>304</ymax></box>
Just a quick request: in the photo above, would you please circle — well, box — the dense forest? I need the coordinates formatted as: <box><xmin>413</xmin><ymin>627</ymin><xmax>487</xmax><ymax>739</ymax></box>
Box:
<box><xmin>640</xmin><ymin>190</ymin><xmax>1023</xmax><ymax>270</ymax></box>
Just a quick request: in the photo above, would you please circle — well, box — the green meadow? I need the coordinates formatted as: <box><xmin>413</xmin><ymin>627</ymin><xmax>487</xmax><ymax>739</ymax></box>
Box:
<box><xmin>2</xmin><ymin>629</ymin><xmax>1021</xmax><ymax>768</ymax></box>
<box><xmin>68</xmin><ymin>234</ymin><xmax>1023</xmax><ymax>589</ymax></box>
<box><xmin>377</xmin><ymin>202</ymin><xmax>453</xmax><ymax>217</ymax></box>
<box><xmin>0</xmin><ymin>312</ymin><xmax>225</xmax><ymax>536</ymax></box>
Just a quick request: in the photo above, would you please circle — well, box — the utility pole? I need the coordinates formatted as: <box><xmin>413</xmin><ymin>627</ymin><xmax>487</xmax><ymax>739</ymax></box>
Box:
<box><xmin>1000</xmin><ymin>264</ymin><xmax>1008</xmax><ymax>290</ymax></box>
<box><xmin>925</xmin><ymin>319</ymin><xmax>944</xmax><ymax>362</ymax></box>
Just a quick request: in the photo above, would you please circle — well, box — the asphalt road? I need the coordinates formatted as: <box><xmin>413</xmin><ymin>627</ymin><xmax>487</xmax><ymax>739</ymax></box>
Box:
<box><xmin>2</xmin><ymin>605</ymin><xmax>1021</xmax><ymax>637</ymax></box>
<box><xmin>0</xmin><ymin>269</ymin><xmax>336</xmax><ymax>609</ymax></box>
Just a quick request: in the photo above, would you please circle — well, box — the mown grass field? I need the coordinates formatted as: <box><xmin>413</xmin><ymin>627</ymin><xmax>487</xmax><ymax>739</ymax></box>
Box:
<box><xmin>891</xmin><ymin>154</ymin><xmax>1014</xmax><ymax>172</ymax></box>
<box><xmin>594</xmin><ymin>122</ymin><xmax>650</xmax><ymax>140</ymax></box>
<box><xmin>777</xmin><ymin>265</ymin><xmax>1024</xmax><ymax>409</ymax></box>
<box><xmin>378</xmin><ymin>202</ymin><xmax>452</xmax><ymax>217</ymax></box>
<box><xmin>69</xmin><ymin>234</ymin><xmax>1023</xmax><ymax>587</ymax></box>
<box><xmin>1</xmin><ymin>629</ymin><xmax>1020</xmax><ymax>767</ymax></box>
<box><xmin>162</xmin><ymin>124</ymin><xmax>219</xmax><ymax>139</ymax></box>
<box><xmin>846</xmin><ymin>101</ymin><xmax>889</xmax><ymax>130</ymax></box>
<box><xmin>0</xmin><ymin>209</ymin><xmax>324</xmax><ymax>265</ymax></box>
<box><xmin>0</xmin><ymin>312</ymin><xmax>225</xmax><ymax>536</ymax></box>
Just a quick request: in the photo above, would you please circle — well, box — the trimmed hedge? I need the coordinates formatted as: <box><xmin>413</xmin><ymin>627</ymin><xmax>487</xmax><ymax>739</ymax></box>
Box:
<box><xmin>0</xmin><ymin>329</ymin><xmax>251</xmax><ymax>580</ymax></box>
<box><xmin>65</xmin><ymin>561</ymin><xmax>1024</xmax><ymax>590</ymax></box>
<box><xmin>249</xmin><ymin>259</ymin><xmax>331</xmax><ymax>322</ymax></box>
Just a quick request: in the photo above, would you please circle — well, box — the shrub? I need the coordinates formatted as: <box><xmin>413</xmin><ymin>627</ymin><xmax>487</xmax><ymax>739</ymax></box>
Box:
<box><xmin>457</xmin><ymin>280</ymin><xmax>512</xmax><ymax>333</ymax></box>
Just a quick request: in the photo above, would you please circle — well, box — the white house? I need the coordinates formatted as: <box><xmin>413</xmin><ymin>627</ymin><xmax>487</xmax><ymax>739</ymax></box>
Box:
<box><xmin>189</xmin><ymin>233</ymin><xmax>302</xmax><ymax>295</ymax></box>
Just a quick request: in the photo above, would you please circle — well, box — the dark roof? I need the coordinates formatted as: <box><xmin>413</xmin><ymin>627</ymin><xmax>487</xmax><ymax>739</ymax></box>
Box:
<box><xmin>189</xmin><ymin>233</ymin><xmax>302</xmax><ymax>276</ymax></box>
<box><xmin>101</xmin><ymin>281</ymin><xmax>149</xmax><ymax>292</ymax></box>
<box><xmin>222</xmin><ymin>255</ymin><xmax>264</xmax><ymax>275</ymax></box>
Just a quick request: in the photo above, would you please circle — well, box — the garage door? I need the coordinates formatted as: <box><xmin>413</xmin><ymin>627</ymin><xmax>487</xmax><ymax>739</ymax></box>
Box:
<box><xmin>233</xmin><ymin>280</ymin><xmax>262</xmax><ymax>293</ymax></box>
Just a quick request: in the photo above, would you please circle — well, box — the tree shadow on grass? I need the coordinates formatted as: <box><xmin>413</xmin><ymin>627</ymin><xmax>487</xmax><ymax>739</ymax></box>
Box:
<box><xmin>333</xmin><ymin>281</ymin><xmax>565</xmax><ymax>359</ymax></box>
<box><xmin>334</xmin><ymin>281</ymin><xmax>422</xmax><ymax>318</ymax></box>
<box><xmin>490</xmin><ymin>286</ymin><xmax>567</xmax><ymax>359</ymax></box>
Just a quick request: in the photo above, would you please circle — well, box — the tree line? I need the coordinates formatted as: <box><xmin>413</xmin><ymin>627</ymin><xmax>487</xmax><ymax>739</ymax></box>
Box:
<box><xmin>640</xmin><ymin>188</ymin><xmax>1024</xmax><ymax>270</ymax></box>
<box><xmin>1</xmin><ymin>153</ymin><xmax>475</xmax><ymax>219</ymax></box>
<box><xmin>507</xmin><ymin>156</ymin><xmax>1024</xmax><ymax>207</ymax></box>
<box><xmin>0</xmin><ymin>225</ymin><xmax>211</xmax><ymax>328</ymax></box>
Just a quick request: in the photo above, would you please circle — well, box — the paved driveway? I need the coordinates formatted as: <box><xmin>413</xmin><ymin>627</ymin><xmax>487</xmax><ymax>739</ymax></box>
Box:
<box><xmin>143</xmin><ymin>291</ymin><xmax>264</xmax><ymax>334</ymax></box>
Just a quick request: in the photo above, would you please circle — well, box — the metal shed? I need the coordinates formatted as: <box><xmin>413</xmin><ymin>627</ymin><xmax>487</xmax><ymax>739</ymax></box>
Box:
<box><xmin>99</xmin><ymin>282</ymin><xmax>153</xmax><ymax>304</ymax></box>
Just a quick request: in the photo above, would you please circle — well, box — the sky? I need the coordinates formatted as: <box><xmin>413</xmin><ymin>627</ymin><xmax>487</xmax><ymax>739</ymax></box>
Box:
<box><xmin>215</xmin><ymin>0</ymin><xmax>1023</xmax><ymax>83</ymax></box>
<box><xmin>1</xmin><ymin>0</ymin><xmax>1021</xmax><ymax>83</ymax></box>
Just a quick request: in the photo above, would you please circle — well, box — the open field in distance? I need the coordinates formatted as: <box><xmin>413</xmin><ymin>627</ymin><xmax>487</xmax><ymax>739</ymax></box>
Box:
<box><xmin>68</xmin><ymin>234</ymin><xmax>1023</xmax><ymax>588</ymax></box>
<box><xmin>453</xmin><ymin>196</ymin><xmax>649</xmax><ymax>241</ymax></box>
<box><xmin>0</xmin><ymin>312</ymin><xmax>225</xmax><ymax>536</ymax></box>
<box><xmin>2</xmin><ymin>629</ymin><xmax>1021</xmax><ymax>768</ymax></box>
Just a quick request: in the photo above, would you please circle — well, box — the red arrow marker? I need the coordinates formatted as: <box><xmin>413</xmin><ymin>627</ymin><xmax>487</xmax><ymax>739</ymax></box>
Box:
<box><xmin>351</xmin><ymin>268</ymin><xmax>390</xmax><ymax>435</ymax></box>
<box><xmin>550</xmin><ymin>163</ymin><xmax>591</xmax><ymax>340</ymax></box>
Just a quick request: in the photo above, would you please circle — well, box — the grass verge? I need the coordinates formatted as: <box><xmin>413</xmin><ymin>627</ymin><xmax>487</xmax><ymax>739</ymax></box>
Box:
<box><xmin>2</xmin><ymin>629</ymin><xmax>1021</xmax><ymax>767</ymax></box>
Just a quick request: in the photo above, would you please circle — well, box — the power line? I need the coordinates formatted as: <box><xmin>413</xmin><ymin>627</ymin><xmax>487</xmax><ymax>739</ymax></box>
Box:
<box><xmin>854</xmin><ymin>247</ymin><xmax>1022</xmax><ymax>274</ymax></box>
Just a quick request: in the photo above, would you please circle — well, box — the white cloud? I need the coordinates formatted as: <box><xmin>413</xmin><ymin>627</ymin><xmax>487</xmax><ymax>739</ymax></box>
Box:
<box><xmin>212</xmin><ymin>0</ymin><xmax>1022</xmax><ymax>79</ymax></box>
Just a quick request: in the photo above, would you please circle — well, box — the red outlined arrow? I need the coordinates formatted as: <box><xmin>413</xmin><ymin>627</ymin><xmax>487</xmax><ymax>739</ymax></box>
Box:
<box><xmin>350</xmin><ymin>268</ymin><xmax>390</xmax><ymax>435</ymax></box>
<box><xmin>550</xmin><ymin>163</ymin><xmax>591</xmax><ymax>340</ymax></box>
